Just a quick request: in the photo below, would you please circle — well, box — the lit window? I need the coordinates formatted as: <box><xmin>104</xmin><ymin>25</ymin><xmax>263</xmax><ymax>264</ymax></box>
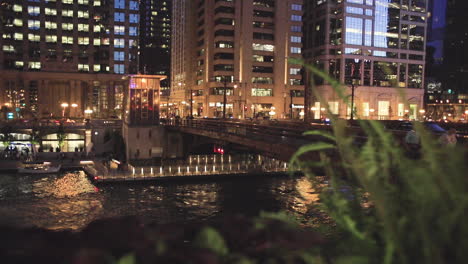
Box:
<box><xmin>114</xmin><ymin>38</ymin><xmax>125</xmax><ymax>48</ymax></box>
<box><xmin>290</xmin><ymin>47</ymin><xmax>301</xmax><ymax>54</ymax></box>
<box><xmin>28</xmin><ymin>20</ymin><xmax>41</xmax><ymax>30</ymax></box>
<box><xmin>28</xmin><ymin>34</ymin><xmax>40</xmax><ymax>42</ymax></box>
<box><xmin>129</xmin><ymin>27</ymin><xmax>137</xmax><ymax>36</ymax></box>
<box><xmin>252</xmin><ymin>88</ymin><xmax>273</xmax><ymax>97</ymax></box>
<box><xmin>93</xmin><ymin>65</ymin><xmax>101</xmax><ymax>72</ymax></box>
<box><xmin>252</xmin><ymin>43</ymin><xmax>274</xmax><ymax>52</ymax></box>
<box><xmin>78</xmin><ymin>24</ymin><xmax>89</xmax><ymax>32</ymax></box>
<box><xmin>2</xmin><ymin>45</ymin><xmax>15</xmax><ymax>52</ymax></box>
<box><xmin>62</xmin><ymin>36</ymin><xmax>73</xmax><ymax>44</ymax></box>
<box><xmin>62</xmin><ymin>23</ymin><xmax>73</xmax><ymax>31</ymax></box>
<box><xmin>290</xmin><ymin>68</ymin><xmax>301</xmax><ymax>75</ymax></box>
<box><xmin>45</xmin><ymin>8</ymin><xmax>57</xmax><ymax>16</ymax></box>
<box><xmin>78</xmin><ymin>64</ymin><xmax>90</xmax><ymax>72</ymax></box>
<box><xmin>78</xmin><ymin>11</ymin><xmax>89</xmax><ymax>19</ymax></box>
<box><xmin>93</xmin><ymin>25</ymin><xmax>101</xmax><ymax>32</ymax></box>
<box><xmin>114</xmin><ymin>0</ymin><xmax>125</xmax><ymax>9</ymax></box>
<box><xmin>28</xmin><ymin>62</ymin><xmax>41</xmax><ymax>70</ymax></box>
<box><xmin>28</xmin><ymin>6</ymin><xmax>40</xmax><ymax>16</ymax></box>
<box><xmin>129</xmin><ymin>1</ymin><xmax>139</xmax><ymax>10</ymax></box>
<box><xmin>291</xmin><ymin>4</ymin><xmax>302</xmax><ymax>11</ymax></box>
<box><xmin>114</xmin><ymin>64</ymin><xmax>125</xmax><ymax>74</ymax></box>
<box><xmin>78</xmin><ymin>37</ymin><xmax>89</xmax><ymax>45</ymax></box>
<box><xmin>291</xmin><ymin>36</ymin><xmax>301</xmax><ymax>43</ymax></box>
<box><xmin>13</xmin><ymin>5</ymin><xmax>22</xmax><ymax>12</ymax></box>
<box><xmin>62</xmin><ymin>10</ymin><xmax>73</xmax><ymax>17</ymax></box>
<box><xmin>114</xmin><ymin>25</ymin><xmax>125</xmax><ymax>35</ymax></box>
<box><xmin>114</xmin><ymin>51</ymin><xmax>125</xmax><ymax>61</ymax></box>
<box><xmin>115</xmin><ymin>12</ymin><xmax>125</xmax><ymax>22</ymax></box>
<box><xmin>291</xmin><ymin>15</ymin><xmax>301</xmax><ymax>21</ymax></box>
<box><xmin>13</xmin><ymin>19</ymin><xmax>23</xmax><ymax>27</ymax></box>
<box><xmin>129</xmin><ymin>14</ymin><xmax>139</xmax><ymax>23</ymax></box>
<box><xmin>45</xmin><ymin>35</ymin><xmax>57</xmax><ymax>43</ymax></box>
<box><xmin>14</xmin><ymin>33</ymin><xmax>23</xmax><ymax>40</ymax></box>
<box><xmin>93</xmin><ymin>39</ymin><xmax>101</xmax><ymax>46</ymax></box>
<box><xmin>45</xmin><ymin>21</ymin><xmax>57</xmax><ymax>29</ymax></box>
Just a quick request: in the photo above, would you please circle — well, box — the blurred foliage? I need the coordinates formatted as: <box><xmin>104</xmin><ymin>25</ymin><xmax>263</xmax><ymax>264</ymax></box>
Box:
<box><xmin>112</xmin><ymin>61</ymin><xmax>468</xmax><ymax>264</ymax></box>
<box><xmin>289</xmin><ymin>59</ymin><xmax>468</xmax><ymax>264</ymax></box>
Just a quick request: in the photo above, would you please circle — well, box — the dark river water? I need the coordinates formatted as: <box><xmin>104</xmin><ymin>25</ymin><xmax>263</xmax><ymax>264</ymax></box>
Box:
<box><xmin>0</xmin><ymin>171</ymin><xmax>319</xmax><ymax>230</ymax></box>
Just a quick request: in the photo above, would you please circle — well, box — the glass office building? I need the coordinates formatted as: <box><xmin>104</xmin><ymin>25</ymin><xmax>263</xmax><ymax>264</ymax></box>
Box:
<box><xmin>304</xmin><ymin>0</ymin><xmax>427</xmax><ymax>120</ymax></box>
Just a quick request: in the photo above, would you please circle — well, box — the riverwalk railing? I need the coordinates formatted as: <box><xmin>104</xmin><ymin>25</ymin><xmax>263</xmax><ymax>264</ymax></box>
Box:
<box><xmin>90</xmin><ymin>155</ymin><xmax>289</xmax><ymax>183</ymax></box>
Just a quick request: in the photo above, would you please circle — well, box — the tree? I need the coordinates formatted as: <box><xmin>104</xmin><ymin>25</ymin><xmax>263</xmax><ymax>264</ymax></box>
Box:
<box><xmin>56</xmin><ymin>123</ymin><xmax>66</xmax><ymax>150</ymax></box>
<box><xmin>0</xmin><ymin>125</ymin><xmax>14</xmax><ymax>148</ymax></box>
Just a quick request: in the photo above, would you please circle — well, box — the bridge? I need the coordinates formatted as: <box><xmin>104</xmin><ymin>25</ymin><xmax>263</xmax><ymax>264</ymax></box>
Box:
<box><xmin>165</xmin><ymin>119</ymin><xmax>341</xmax><ymax>161</ymax></box>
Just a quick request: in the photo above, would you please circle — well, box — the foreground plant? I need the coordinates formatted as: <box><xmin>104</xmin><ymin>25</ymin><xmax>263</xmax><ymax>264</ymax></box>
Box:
<box><xmin>290</xmin><ymin>60</ymin><xmax>468</xmax><ymax>264</ymax></box>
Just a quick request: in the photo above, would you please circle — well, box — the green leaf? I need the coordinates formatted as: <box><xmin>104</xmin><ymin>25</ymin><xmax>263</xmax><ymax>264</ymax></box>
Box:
<box><xmin>117</xmin><ymin>253</ymin><xmax>136</xmax><ymax>264</ymax></box>
<box><xmin>193</xmin><ymin>227</ymin><xmax>229</xmax><ymax>256</ymax></box>
<box><xmin>334</xmin><ymin>256</ymin><xmax>370</xmax><ymax>264</ymax></box>
<box><xmin>302</xmin><ymin>130</ymin><xmax>336</xmax><ymax>141</ymax></box>
<box><xmin>289</xmin><ymin>142</ymin><xmax>335</xmax><ymax>165</ymax></box>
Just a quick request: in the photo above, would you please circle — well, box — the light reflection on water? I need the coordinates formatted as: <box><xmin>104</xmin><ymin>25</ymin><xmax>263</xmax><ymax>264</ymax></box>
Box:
<box><xmin>0</xmin><ymin>171</ymin><xmax>318</xmax><ymax>230</ymax></box>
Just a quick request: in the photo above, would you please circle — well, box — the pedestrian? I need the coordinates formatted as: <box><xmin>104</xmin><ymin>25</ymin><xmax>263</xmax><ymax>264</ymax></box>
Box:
<box><xmin>404</xmin><ymin>128</ymin><xmax>420</xmax><ymax>158</ymax></box>
<box><xmin>439</xmin><ymin>128</ymin><xmax>457</xmax><ymax>146</ymax></box>
<box><xmin>75</xmin><ymin>147</ymin><xmax>79</xmax><ymax>152</ymax></box>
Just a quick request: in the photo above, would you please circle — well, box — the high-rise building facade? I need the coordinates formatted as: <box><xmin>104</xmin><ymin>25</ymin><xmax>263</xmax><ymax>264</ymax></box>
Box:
<box><xmin>171</xmin><ymin>0</ymin><xmax>304</xmax><ymax>119</ymax></box>
<box><xmin>0</xmin><ymin>0</ymin><xmax>140</xmax><ymax>118</ymax></box>
<box><xmin>304</xmin><ymin>0</ymin><xmax>427</xmax><ymax>120</ymax></box>
<box><xmin>139</xmin><ymin>0</ymin><xmax>171</xmax><ymax>92</ymax></box>
<box><xmin>425</xmin><ymin>0</ymin><xmax>468</xmax><ymax>121</ymax></box>
<box><xmin>443</xmin><ymin>0</ymin><xmax>468</xmax><ymax>95</ymax></box>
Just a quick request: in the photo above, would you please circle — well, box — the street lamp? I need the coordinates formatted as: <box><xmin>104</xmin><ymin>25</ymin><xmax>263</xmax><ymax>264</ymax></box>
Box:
<box><xmin>213</xmin><ymin>76</ymin><xmax>238</xmax><ymax>119</ymax></box>
<box><xmin>419</xmin><ymin>109</ymin><xmax>426</xmax><ymax>120</ymax></box>
<box><xmin>61</xmin><ymin>103</ymin><xmax>69</xmax><ymax>117</ymax></box>
<box><xmin>369</xmin><ymin>108</ymin><xmax>375</xmax><ymax>120</ymax></box>
<box><xmin>350</xmin><ymin>84</ymin><xmax>357</xmax><ymax>120</ymax></box>
<box><xmin>190</xmin><ymin>90</ymin><xmax>195</xmax><ymax>118</ymax></box>
<box><xmin>84</xmin><ymin>109</ymin><xmax>93</xmax><ymax>118</ymax></box>
<box><xmin>71</xmin><ymin>103</ymin><xmax>78</xmax><ymax>118</ymax></box>
<box><xmin>311</xmin><ymin>107</ymin><xmax>317</xmax><ymax>120</ymax></box>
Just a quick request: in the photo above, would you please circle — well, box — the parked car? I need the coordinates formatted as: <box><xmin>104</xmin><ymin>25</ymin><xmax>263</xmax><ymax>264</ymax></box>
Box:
<box><xmin>393</xmin><ymin>121</ymin><xmax>446</xmax><ymax>134</ymax></box>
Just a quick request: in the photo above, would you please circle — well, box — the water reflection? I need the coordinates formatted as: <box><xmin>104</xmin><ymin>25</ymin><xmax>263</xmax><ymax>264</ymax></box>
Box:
<box><xmin>0</xmin><ymin>172</ymin><xmax>319</xmax><ymax>230</ymax></box>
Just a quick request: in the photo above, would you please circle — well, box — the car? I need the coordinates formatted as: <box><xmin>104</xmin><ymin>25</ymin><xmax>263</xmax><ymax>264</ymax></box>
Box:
<box><xmin>393</xmin><ymin>121</ymin><xmax>446</xmax><ymax>135</ymax></box>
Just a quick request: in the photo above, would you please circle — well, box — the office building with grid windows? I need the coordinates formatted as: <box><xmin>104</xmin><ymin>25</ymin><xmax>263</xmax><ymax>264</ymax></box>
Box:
<box><xmin>139</xmin><ymin>0</ymin><xmax>171</xmax><ymax>93</ymax></box>
<box><xmin>171</xmin><ymin>0</ymin><xmax>304</xmax><ymax>119</ymax></box>
<box><xmin>303</xmin><ymin>0</ymin><xmax>427</xmax><ymax>120</ymax></box>
<box><xmin>0</xmin><ymin>0</ymin><xmax>140</xmax><ymax>118</ymax></box>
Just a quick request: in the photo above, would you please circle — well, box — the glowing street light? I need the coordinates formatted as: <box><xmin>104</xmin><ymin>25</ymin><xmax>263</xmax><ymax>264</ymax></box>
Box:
<box><xmin>61</xmin><ymin>103</ymin><xmax>69</xmax><ymax>117</ymax></box>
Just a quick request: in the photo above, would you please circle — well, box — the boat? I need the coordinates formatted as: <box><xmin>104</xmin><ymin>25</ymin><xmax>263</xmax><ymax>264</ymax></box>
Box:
<box><xmin>18</xmin><ymin>162</ymin><xmax>61</xmax><ymax>174</ymax></box>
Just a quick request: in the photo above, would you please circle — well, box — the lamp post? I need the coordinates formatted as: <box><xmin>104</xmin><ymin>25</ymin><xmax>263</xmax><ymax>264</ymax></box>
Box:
<box><xmin>61</xmin><ymin>103</ymin><xmax>69</xmax><ymax>117</ymax></box>
<box><xmin>222</xmin><ymin>77</ymin><xmax>229</xmax><ymax>119</ymax></box>
<box><xmin>190</xmin><ymin>90</ymin><xmax>194</xmax><ymax>118</ymax></box>
<box><xmin>419</xmin><ymin>109</ymin><xmax>426</xmax><ymax>121</ymax></box>
<box><xmin>84</xmin><ymin>109</ymin><xmax>93</xmax><ymax>118</ymax></box>
<box><xmin>71</xmin><ymin>103</ymin><xmax>78</xmax><ymax>118</ymax></box>
<box><xmin>290</xmin><ymin>90</ymin><xmax>293</xmax><ymax>119</ymax></box>
<box><xmin>350</xmin><ymin>84</ymin><xmax>356</xmax><ymax>120</ymax></box>
<box><xmin>369</xmin><ymin>108</ymin><xmax>375</xmax><ymax>120</ymax></box>
<box><xmin>311</xmin><ymin>107</ymin><xmax>317</xmax><ymax>120</ymax></box>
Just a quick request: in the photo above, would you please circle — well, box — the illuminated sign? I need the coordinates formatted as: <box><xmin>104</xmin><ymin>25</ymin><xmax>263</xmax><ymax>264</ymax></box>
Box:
<box><xmin>7</xmin><ymin>112</ymin><xmax>14</xmax><ymax>119</ymax></box>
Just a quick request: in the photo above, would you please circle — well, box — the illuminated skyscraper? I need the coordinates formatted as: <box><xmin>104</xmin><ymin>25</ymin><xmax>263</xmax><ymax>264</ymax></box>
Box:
<box><xmin>0</xmin><ymin>0</ymin><xmax>139</xmax><ymax>118</ymax></box>
<box><xmin>171</xmin><ymin>0</ymin><xmax>304</xmax><ymax>119</ymax></box>
<box><xmin>304</xmin><ymin>0</ymin><xmax>427</xmax><ymax>120</ymax></box>
<box><xmin>139</xmin><ymin>0</ymin><xmax>171</xmax><ymax>91</ymax></box>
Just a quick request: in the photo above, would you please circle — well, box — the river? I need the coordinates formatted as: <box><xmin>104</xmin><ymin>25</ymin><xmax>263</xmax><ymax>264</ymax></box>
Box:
<box><xmin>0</xmin><ymin>171</ymin><xmax>319</xmax><ymax>231</ymax></box>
